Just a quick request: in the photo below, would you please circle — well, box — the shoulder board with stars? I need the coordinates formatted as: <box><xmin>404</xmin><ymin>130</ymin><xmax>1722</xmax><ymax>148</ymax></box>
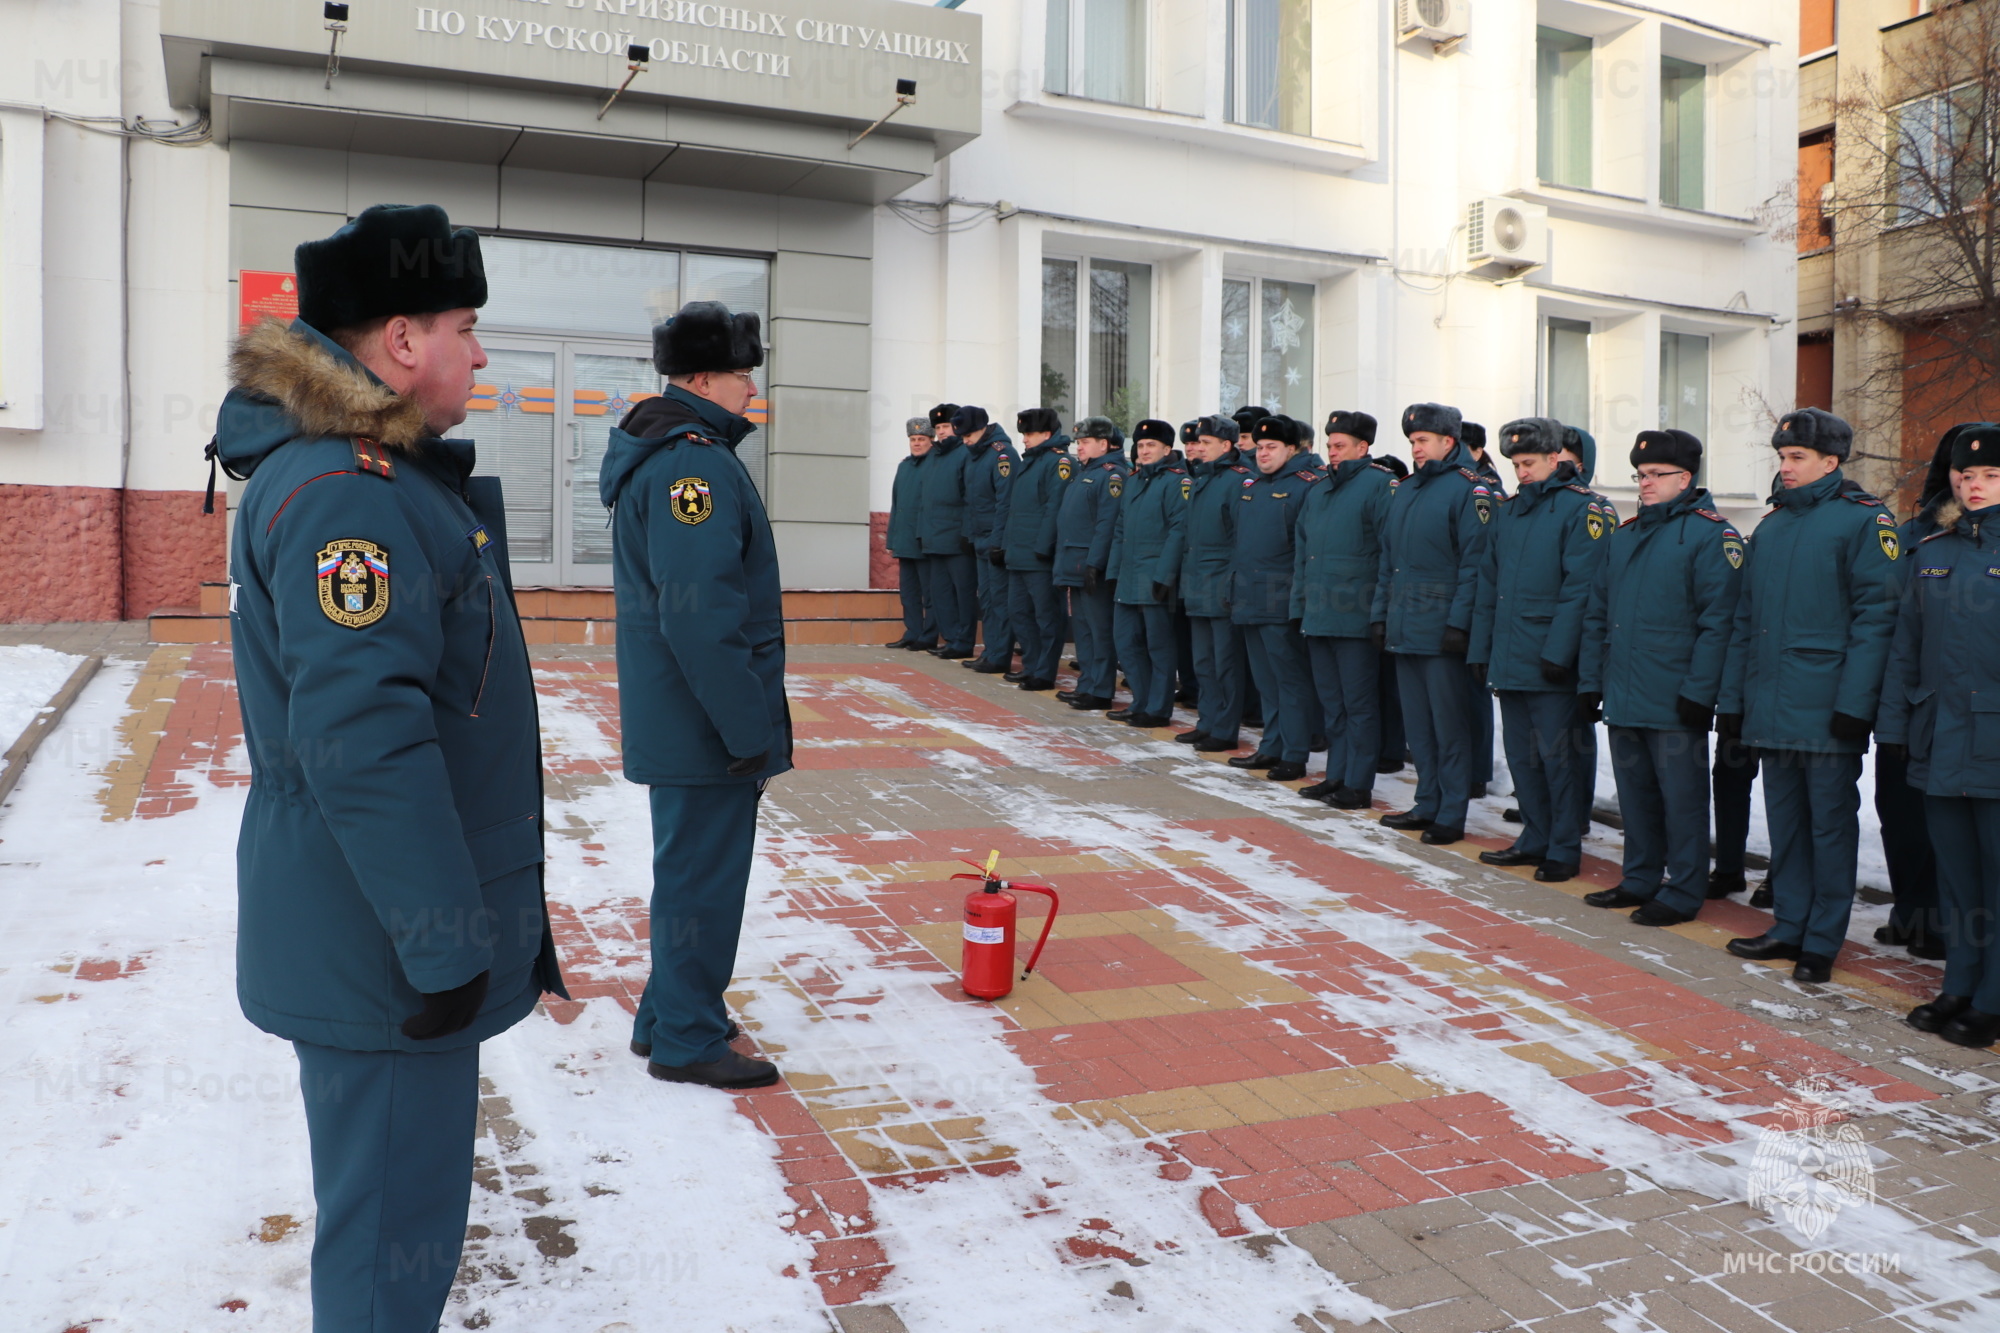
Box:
<box><xmin>1920</xmin><ymin>527</ymin><xmax>1955</xmax><ymax>543</ymax></box>
<box><xmin>351</xmin><ymin>436</ymin><xmax>395</xmax><ymax>479</ymax></box>
<box><xmin>1229</xmin><ymin>464</ymin><xmax>1252</xmax><ymax>474</ymax></box>
<box><xmin>1620</xmin><ymin>515</ymin><xmax>1639</xmax><ymax>528</ymax></box>
<box><xmin>1368</xmin><ymin>461</ymin><xmax>1395</xmax><ymax>475</ymax></box>
<box><xmin>1564</xmin><ymin>483</ymin><xmax>1594</xmax><ymax>497</ymax></box>
<box><xmin>1291</xmin><ymin>468</ymin><xmax>1318</xmax><ymax>482</ymax></box>
<box><xmin>1692</xmin><ymin>508</ymin><xmax>1727</xmax><ymax>523</ymax></box>
<box><xmin>1458</xmin><ymin>467</ymin><xmax>1484</xmax><ymax>483</ymax></box>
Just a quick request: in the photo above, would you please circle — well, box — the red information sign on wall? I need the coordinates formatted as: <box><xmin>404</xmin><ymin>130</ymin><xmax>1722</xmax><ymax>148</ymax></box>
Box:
<box><xmin>239</xmin><ymin>271</ymin><xmax>300</xmax><ymax>330</ymax></box>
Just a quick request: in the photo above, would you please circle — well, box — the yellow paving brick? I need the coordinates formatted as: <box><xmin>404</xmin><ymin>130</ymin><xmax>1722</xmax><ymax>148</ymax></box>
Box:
<box><xmin>1501</xmin><ymin>1041</ymin><xmax>1607</xmax><ymax>1080</ymax></box>
<box><xmin>806</xmin><ymin>1101</ymin><xmax>912</xmax><ymax>1131</ymax></box>
<box><xmin>1205</xmin><ymin>1080</ymin><xmax>1293</xmax><ymax>1126</ymax></box>
<box><xmin>1358</xmin><ymin>1063</ymin><xmax>1447</xmax><ymax>1101</ymax></box>
<box><xmin>826</xmin><ymin>1129</ymin><xmax>910</xmax><ymax>1175</ymax></box>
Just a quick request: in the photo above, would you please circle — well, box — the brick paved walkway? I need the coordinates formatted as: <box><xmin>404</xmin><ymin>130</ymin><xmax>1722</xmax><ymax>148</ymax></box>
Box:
<box><xmin>56</xmin><ymin>639</ymin><xmax>2000</xmax><ymax>1331</ymax></box>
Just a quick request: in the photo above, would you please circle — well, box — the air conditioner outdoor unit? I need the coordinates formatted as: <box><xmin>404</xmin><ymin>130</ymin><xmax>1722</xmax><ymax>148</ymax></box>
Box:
<box><xmin>1399</xmin><ymin>0</ymin><xmax>1470</xmax><ymax>48</ymax></box>
<box><xmin>1466</xmin><ymin>197</ymin><xmax>1547</xmax><ymax>270</ymax></box>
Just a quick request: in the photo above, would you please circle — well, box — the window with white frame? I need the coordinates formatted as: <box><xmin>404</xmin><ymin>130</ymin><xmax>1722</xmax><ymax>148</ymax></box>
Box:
<box><xmin>1045</xmin><ymin>0</ymin><xmax>1147</xmax><ymax>106</ymax></box>
<box><xmin>1220</xmin><ymin>277</ymin><xmax>1315</xmax><ymax>422</ymax></box>
<box><xmin>1660</xmin><ymin>56</ymin><xmax>1706</xmax><ymax>209</ymax></box>
<box><xmin>1537</xmin><ymin>27</ymin><xmax>1594</xmax><ymax>189</ymax></box>
<box><xmin>1543</xmin><ymin>316</ymin><xmax>1591</xmax><ymax>430</ymax></box>
<box><xmin>1041</xmin><ymin>257</ymin><xmax>1153</xmax><ymax>431</ymax></box>
<box><xmin>1659</xmin><ymin>331</ymin><xmax>1709</xmax><ymax>438</ymax></box>
<box><xmin>1891</xmin><ymin>85</ymin><xmax>1979</xmax><ymax>225</ymax></box>
<box><xmin>1226</xmin><ymin>0</ymin><xmax>1312</xmax><ymax>136</ymax></box>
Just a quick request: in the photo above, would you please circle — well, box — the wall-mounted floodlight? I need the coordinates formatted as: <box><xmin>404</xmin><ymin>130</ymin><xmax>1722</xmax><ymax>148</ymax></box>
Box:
<box><xmin>323</xmin><ymin>4</ymin><xmax>350</xmax><ymax>90</ymax></box>
<box><xmin>597</xmin><ymin>44</ymin><xmax>652</xmax><ymax>120</ymax></box>
<box><xmin>848</xmin><ymin>78</ymin><xmax>917</xmax><ymax>150</ymax></box>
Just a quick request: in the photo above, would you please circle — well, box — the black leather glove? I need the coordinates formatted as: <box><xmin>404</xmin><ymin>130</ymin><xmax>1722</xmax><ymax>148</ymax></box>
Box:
<box><xmin>1578</xmin><ymin>691</ymin><xmax>1603</xmax><ymax>724</ymax></box>
<box><xmin>987</xmin><ymin>547</ymin><xmax>1006</xmax><ymax>567</ymax></box>
<box><xmin>1468</xmin><ymin>661</ymin><xmax>1488</xmax><ymax>688</ymax></box>
<box><xmin>1539</xmin><ymin>659</ymin><xmax>1575</xmax><ymax>687</ymax></box>
<box><xmin>1440</xmin><ymin>625</ymin><xmax>1470</xmax><ymax>657</ymax></box>
<box><xmin>959</xmin><ymin>535</ymin><xmax>976</xmax><ymax>555</ymax></box>
<box><xmin>1716</xmin><ymin>712</ymin><xmax>1744</xmax><ymax>741</ymax></box>
<box><xmin>1675</xmin><ymin>696</ymin><xmax>1714</xmax><ymax>732</ymax></box>
<box><xmin>726</xmin><ymin>752</ymin><xmax>767</xmax><ymax>778</ymax></box>
<box><xmin>1369</xmin><ymin>623</ymin><xmax>1387</xmax><ymax>651</ymax></box>
<box><xmin>1084</xmin><ymin>566</ymin><xmax>1103</xmax><ymax>593</ymax></box>
<box><xmin>402</xmin><ymin>970</ymin><xmax>489</xmax><ymax>1041</ymax></box>
<box><xmin>1879</xmin><ymin>740</ymin><xmax>1909</xmax><ymax>763</ymax></box>
<box><xmin>1831</xmin><ymin>711</ymin><xmax>1874</xmax><ymax>744</ymax></box>
<box><xmin>1152</xmin><ymin>581</ymin><xmax>1171</xmax><ymax>604</ymax></box>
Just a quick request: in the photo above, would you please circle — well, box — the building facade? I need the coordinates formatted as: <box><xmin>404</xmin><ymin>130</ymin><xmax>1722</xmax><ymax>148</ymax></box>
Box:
<box><xmin>1</xmin><ymin>0</ymin><xmax>1798</xmax><ymax>622</ymax></box>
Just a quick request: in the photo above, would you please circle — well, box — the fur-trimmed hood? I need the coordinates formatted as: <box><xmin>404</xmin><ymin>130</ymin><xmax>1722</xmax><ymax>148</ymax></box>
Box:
<box><xmin>216</xmin><ymin>320</ymin><xmax>429</xmax><ymax>477</ymax></box>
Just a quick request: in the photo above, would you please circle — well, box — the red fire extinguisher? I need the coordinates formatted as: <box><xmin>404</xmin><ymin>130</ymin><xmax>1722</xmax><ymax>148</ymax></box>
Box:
<box><xmin>952</xmin><ymin>850</ymin><xmax>1062</xmax><ymax>1001</ymax></box>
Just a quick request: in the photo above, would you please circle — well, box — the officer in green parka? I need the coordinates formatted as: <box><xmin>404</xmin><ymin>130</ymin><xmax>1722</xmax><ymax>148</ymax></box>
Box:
<box><xmin>1718</xmin><ymin>409</ymin><xmax>1900</xmax><ymax>985</ymax></box>
<box><xmin>1578</xmin><ymin>429</ymin><xmax>1744</xmax><ymax>928</ymax></box>
<box><xmin>1107</xmin><ymin>419</ymin><xmax>1190</xmax><ymax>726</ymax></box>
<box><xmin>1293</xmin><ymin>410</ymin><xmax>1396</xmax><ymax>808</ymax></box>
<box><xmin>220</xmin><ymin>204</ymin><xmax>567</xmax><ymax>1332</ymax></box>
<box><xmin>1176</xmin><ymin>415</ymin><xmax>1256</xmax><ymax>751</ymax></box>
<box><xmin>603</xmin><ymin>301</ymin><xmax>793</xmax><ymax>1090</ymax></box>
<box><xmin>993</xmin><ymin>407</ymin><xmax>1070</xmax><ymax>690</ymax></box>
<box><xmin>1469</xmin><ymin>417</ymin><xmax>1606</xmax><ymax>883</ymax></box>
<box><xmin>1878</xmin><ymin>424</ymin><xmax>2000</xmax><ymax>1048</ymax></box>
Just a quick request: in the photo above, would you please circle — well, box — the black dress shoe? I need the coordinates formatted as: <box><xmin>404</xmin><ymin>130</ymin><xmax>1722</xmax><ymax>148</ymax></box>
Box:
<box><xmin>1107</xmin><ymin>707</ymin><xmax>1135</xmax><ymax>721</ymax></box>
<box><xmin>1380</xmin><ymin>810</ymin><xmax>1431</xmax><ymax>830</ymax></box>
<box><xmin>1242</xmin><ymin>716</ymin><xmax>1264</xmax><ymax>729</ymax></box>
<box><xmin>649</xmin><ymin>1049</ymin><xmax>779</xmax><ymax>1089</ymax></box>
<box><xmin>1067</xmin><ymin>694</ymin><xmax>1113</xmax><ymax>710</ymax></box>
<box><xmin>1793</xmin><ymin>954</ymin><xmax>1836</xmax><ymax>985</ymax></box>
<box><xmin>969</xmin><ymin>661</ymin><xmax>1011</xmax><ymax>674</ymax></box>
<box><xmin>1470</xmin><ymin>782</ymin><xmax>1487</xmax><ymax>799</ymax></box>
<box><xmin>1940</xmin><ymin>1009</ymin><xmax>2000</xmax><ymax>1049</ymax></box>
<box><xmin>1908</xmin><ymin>935</ymin><xmax>1948</xmax><ymax>961</ymax></box>
<box><xmin>907</xmin><ymin>641</ymin><xmax>938</xmax><ymax>652</ymax></box>
<box><xmin>882</xmin><ymin>637</ymin><xmax>915</xmax><ymax>649</ymax></box>
<box><xmin>1584</xmin><ymin>887</ymin><xmax>1646</xmax><ymax>909</ymax></box>
<box><xmin>1421</xmin><ymin>826</ymin><xmax>1463</xmax><ymax>846</ymax></box>
<box><xmin>1725</xmin><ymin>934</ymin><xmax>1800</xmax><ymax>961</ymax></box>
<box><xmin>631</xmin><ymin>1021</ymin><xmax>742</xmax><ymax>1060</ymax></box>
<box><xmin>1068</xmin><ymin>658</ymin><xmax>1081</xmax><ymax>671</ymax></box>
<box><xmin>1004</xmin><ymin>670</ymin><xmax>1027</xmax><ymax>682</ymax></box>
<box><xmin>1057</xmin><ymin>689</ymin><xmax>1079</xmax><ymax>702</ymax></box>
<box><xmin>1126</xmin><ymin>713</ymin><xmax>1171</xmax><ymax>728</ymax></box>
<box><xmin>935</xmin><ymin>647</ymin><xmax>976</xmax><ymax>660</ymax></box>
<box><xmin>1749</xmin><ymin>884</ymin><xmax>1773</xmax><ymax>909</ymax></box>
<box><xmin>1228</xmin><ymin>753</ymin><xmax>1279</xmax><ymax>770</ymax></box>
<box><xmin>1328</xmin><ymin>786</ymin><xmax>1374</xmax><ymax>810</ymax></box>
<box><xmin>1908</xmin><ymin>994</ymin><xmax>1973</xmax><ymax>1033</ymax></box>
<box><xmin>1535</xmin><ymin>862</ymin><xmax>1579</xmax><ymax>883</ymax></box>
<box><xmin>1174</xmin><ymin>730</ymin><xmax>1209</xmax><ymax>746</ymax></box>
<box><xmin>1479</xmin><ymin>848</ymin><xmax>1543</xmax><ymax>867</ymax></box>
<box><xmin>1501</xmin><ymin>807</ymin><xmax>1522</xmax><ymax>823</ymax></box>
<box><xmin>1631</xmin><ymin>901</ymin><xmax>1695</xmax><ymax>927</ymax></box>
<box><xmin>1299</xmin><ymin>779</ymin><xmax>1342</xmax><ymax>799</ymax></box>
<box><xmin>1708</xmin><ymin>870</ymin><xmax>1747</xmax><ymax>900</ymax></box>
<box><xmin>1266</xmin><ymin>761</ymin><xmax>1308</xmax><ymax>781</ymax></box>
<box><xmin>1018</xmin><ymin>677</ymin><xmax>1056</xmax><ymax>691</ymax></box>
<box><xmin>1176</xmin><ymin>690</ymin><xmax>1199</xmax><ymax>706</ymax></box>
<box><xmin>1194</xmin><ymin>735</ymin><xmax>1242</xmax><ymax>752</ymax></box>
<box><xmin>1376</xmin><ymin>759</ymin><xmax>1406</xmax><ymax>775</ymax></box>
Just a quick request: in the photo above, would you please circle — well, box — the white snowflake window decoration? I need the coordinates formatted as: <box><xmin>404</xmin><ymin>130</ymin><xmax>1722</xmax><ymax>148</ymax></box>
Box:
<box><xmin>1267</xmin><ymin>298</ymin><xmax>1305</xmax><ymax>355</ymax></box>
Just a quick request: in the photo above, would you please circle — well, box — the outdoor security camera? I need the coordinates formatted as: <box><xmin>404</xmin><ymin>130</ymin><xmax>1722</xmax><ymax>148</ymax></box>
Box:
<box><xmin>324</xmin><ymin>3</ymin><xmax>349</xmax><ymax>20</ymax></box>
<box><xmin>896</xmin><ymin>78</ymin><xmax>917</xmax><ymax>97</ymax></box>
<box><xmin>627</xmin><ymin>44</ymin><xmax>650</xmax><ymax>63</ymax></box>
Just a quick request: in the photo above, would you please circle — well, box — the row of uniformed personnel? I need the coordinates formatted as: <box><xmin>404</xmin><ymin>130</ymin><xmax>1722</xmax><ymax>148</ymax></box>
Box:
<box><xmin>887</xmin><ymin>396</ymin><xmax>2000</xmax><ymax>1052</ymax></box>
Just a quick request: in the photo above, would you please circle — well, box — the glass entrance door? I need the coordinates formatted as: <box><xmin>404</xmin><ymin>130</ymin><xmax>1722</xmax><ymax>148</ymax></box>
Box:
<box><xmin>466</xmin><ymin>337</ymin><xmax>659</xmax><ymax>586</ymax></box>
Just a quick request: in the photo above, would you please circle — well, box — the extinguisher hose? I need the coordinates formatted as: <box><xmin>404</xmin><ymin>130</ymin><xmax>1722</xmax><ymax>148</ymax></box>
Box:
<box><xmin>1011</xmin><ymin>883</ymin><xmax>1061</xmax><ymax>978</ymax></box>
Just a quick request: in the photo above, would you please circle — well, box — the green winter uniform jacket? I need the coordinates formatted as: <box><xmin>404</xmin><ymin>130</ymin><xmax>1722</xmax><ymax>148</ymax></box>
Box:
<box><xmin>1877</xmin><ymin>502</ymin><xmax>2000</xmax><ymax>796</ymax></box>
<box><xmin>1579</xmin><ymin>486</ymin><xmax>1744</xmax><ymax>730</ymax></box>
<box><xmin>601</xmin><ymin>386</ymin><xmax>794</xmax><ymax>786</ymax></box>
<box><xmin>220</xmin><ymin>320</ymin><xmax>566</xmax><ymax>1052</ymax></box>
<box><xmin>994</xmin><ymin>433</ymin><xmax>1070</xmax><ymax>572</ymax></box>
<box><xmin>1292</xmin><ymin>457</ymin><xmax>1397</xmax><ymax>638</ymax></box>
<box><xmin>1372</xmin><ymin>442</ymin><xmax>1493</xmax><ymax>654</ymax></box>
<box><xmin>1178</xmin><ymin>448</ymin><xmax>1254</xmax><ymax>618</ymax></box>
<box><xmin>1470</xmin><ymin>464</ymin><xmax>1607</xmax><ymax>690</ymax></box>
<box><xmin>1108</xmin><ymin>453</ymin><xmax>1190</xmax><ymax>605</ymax></box>
<box><xmin>1718</xmin><ymin>469</ymin><xmax>1901</xmax><ymax>753</ymax></box>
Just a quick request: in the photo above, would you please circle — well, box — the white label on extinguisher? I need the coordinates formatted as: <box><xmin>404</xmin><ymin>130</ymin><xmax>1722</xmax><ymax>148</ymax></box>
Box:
<box><xmin>963</xmin><ymin>923</ymin><xmax>1006</xmax><ymax>945</ymax></box>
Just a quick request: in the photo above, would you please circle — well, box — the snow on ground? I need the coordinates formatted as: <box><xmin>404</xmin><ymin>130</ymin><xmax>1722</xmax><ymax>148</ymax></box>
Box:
<box><xmin>0</xmin><ymin>645</ymin><xmax>84</xmax><ymax>750</ymax></box>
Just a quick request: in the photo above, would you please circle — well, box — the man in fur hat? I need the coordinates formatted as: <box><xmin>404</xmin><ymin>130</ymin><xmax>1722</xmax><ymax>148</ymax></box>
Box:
<box><xmin>1717</xmin><ymin>409</ymin><xmax>1900</xmax><ymax>984</ymax></box>
<box><xmin>216</xmin><ymin>203</ymin><xmax>568</xmax><ymax>1331</ymax></box>
<box><xmin>602</xmin><ymin>300</ymin><xmax>791</xmax><ymax>1090</ymax></box>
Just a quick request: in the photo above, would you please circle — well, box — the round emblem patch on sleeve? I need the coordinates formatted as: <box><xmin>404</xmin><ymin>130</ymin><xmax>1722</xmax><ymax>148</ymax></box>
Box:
<box><xmin>670</xmin><ymin>477</ymin><xmax>713</xmax><ymax>525</ymax></box>
<box><xmin>317</xmin><ymin>540</ymin><xmax>390</xmax><ymax>628</ymax></box>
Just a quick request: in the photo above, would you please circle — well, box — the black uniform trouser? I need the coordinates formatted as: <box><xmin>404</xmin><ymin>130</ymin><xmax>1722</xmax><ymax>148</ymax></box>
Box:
<box><xmin>1608</xmin><ymin>725</ymin><xmax>1709</xmax><ymax>915</ymax></box>
<box><xmin>972</xmin><ymin>552</ymin><xmax>1016</xmax><ymax>667</ymax></box>
<box><xmin>1711</xmin><ymin>736</ymin><xmax>1759</xmax><ymax>878</ymax></box>
<box><xmin>1113</xmin><ymin>601</ymin><xmax>1178</xmax><ymax>717</ymax></box>
<box><xmin>1572</xmin><ymin>716</ymin><xmax>1599</xmax><ymax>834</ymax></box>
<box><xmin>1377</xmin><ymin>652</ymin><xmax>1406</xmax><ymax>771</ymax></box>
<box><xmin>1877</xmin><ymin>743</ymin><xmax>1941</xmax><ymax>944</ymax></box>
<box><xmin>1008</xmin><ymin>569</ymin><xmax>1065</xmax><ymax>682</ymax></box>
<box><xmin>1763</xmin><ymin>747</ymin><xmax>1863</xmax><ymax>960</ymax></box>
<box><xmin>1924</xmin><ymin>795</ymin><xmax>2000</xmax><ymax>1012</ymax></box>
<box><xmin>1306</xmin><ymin>635</ymin><xmax>1379</xmax><ymax>792</ymax></box>
<box><xmin>929</xmin><ymin>552</ymin><xmax>977</xmax><ymax>652</ymax></box>
<box><xmin>1067</xmin><ymin>582</ymin><xmax>1118</xmax><ymax>698</ymax></box>
<box><xmin>1470</xmin><ymin>674</ymin><xmax>1495</xmax><ymax>786</ymax></box>
<box><xmin>1396</xmin><ymin>652</ymin><xmax>1475</xmax><ymax>830</ymax></box>
<box><xmin>1499</xmin><ymin>689</ymin><xmax>1585</xmax><ymax>867</ymax></box>
<box><xmin>1189</xmin><ymin>615</ymin><xmax>1246</xmax><ymax>740</ymax></box>
<box><xmin>897</xmin><ymin>556</ymin><xmax>935</xmax><ymax>644</ymax></box>
<box><xmin>1174</xmin><ymin>610</ymin><xmax>1197</xmax><ymax>704</ymax></box>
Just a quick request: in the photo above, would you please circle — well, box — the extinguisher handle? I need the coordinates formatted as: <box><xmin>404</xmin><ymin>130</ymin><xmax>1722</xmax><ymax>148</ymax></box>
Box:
<box><xmin>1009</xmin><ymin>883</ymin><xmax>1061</xmax><ymax>978</ymax></box>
